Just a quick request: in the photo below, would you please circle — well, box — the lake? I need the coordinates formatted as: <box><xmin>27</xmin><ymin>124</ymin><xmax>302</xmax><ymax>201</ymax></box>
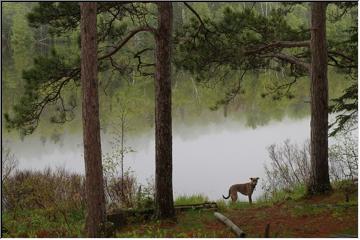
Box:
<box><xmin>5</xmin><ymin>115</ymin><xmax>314</xmax><ymax>201</ymax></box>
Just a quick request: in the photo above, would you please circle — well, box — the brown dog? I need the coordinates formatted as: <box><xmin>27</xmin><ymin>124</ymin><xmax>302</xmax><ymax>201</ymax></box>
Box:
<box><xmin>222</xmin><ymin>177</ymin><xmax>259</xmax><ymax>204</ymax></box>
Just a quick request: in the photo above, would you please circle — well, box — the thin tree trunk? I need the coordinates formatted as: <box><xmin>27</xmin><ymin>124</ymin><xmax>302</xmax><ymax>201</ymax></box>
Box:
<box><xmin>80</xmin><ymin>2</ymin><xmax>106</xmax><ymax>237</ymax></box>
<box><xmin>154</xmin><ymin>2</ymin><xmax>175</xmax><ymax>219</ymax></box>
<box><xmin>121</xmin><ymin>111</ymin><xmax>125</xmax><ymax>200</ymax></box>
<box><xmin>308</xmin><ymin>2</ymin><xmax>332</xmax><ymax>194</ymax></box>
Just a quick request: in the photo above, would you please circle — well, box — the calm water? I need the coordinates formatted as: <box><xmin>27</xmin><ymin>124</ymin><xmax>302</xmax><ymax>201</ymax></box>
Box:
<box><xmin>6</xmin><ymin>116</ymin><xmax>312</xmax><ymax>201</ymax></box>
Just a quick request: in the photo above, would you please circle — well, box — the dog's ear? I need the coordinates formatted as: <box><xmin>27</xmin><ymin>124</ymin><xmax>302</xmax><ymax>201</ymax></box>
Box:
<box><xmin>256</xmin><ymin>177</ymin><xmax>260</xmax><ymax>180</ymax></box>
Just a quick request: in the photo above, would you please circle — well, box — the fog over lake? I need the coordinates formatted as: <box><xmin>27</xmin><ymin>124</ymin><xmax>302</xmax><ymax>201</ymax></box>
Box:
<box><xmin>7</xmin><ymin>116</ymin><xmax>314</xmax><ymax>200</ymax></box>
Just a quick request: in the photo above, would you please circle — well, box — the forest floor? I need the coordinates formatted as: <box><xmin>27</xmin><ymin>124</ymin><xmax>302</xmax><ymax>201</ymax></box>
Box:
<box><xmin>2</xmin><ymin>184</ymin><xmax>357</xmax><ymax>237</ymax></box>
<box><xmin>116</xmin><ymin>188</ymin><xmax>358</xmax><ymax>238</ymax></box>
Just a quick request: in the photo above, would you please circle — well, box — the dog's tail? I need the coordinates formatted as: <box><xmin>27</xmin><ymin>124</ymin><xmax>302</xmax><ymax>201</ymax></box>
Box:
<box><xmin>222</xmin><ymin>189</ymin><xmax>230</xmax><ymax>199</ymax></box>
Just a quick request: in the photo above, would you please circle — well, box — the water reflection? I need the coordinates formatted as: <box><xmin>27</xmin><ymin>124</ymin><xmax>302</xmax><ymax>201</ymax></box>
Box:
<box><xmin>8</xmin><ymin>116</ymin><xmax>311</xmax><ymax>200</ymax></box>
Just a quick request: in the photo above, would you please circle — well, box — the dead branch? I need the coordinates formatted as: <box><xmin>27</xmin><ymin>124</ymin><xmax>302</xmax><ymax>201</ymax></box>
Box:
<box><xmin>214</xmin><ymin>212</ymin><xmax>246</xmax><ymax>237</ymax></box>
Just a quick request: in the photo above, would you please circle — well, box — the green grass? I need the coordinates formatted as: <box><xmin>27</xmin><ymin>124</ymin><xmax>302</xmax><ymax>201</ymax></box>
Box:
<box><xmin>174</xmin><ymin>194</ymin><xmax>209</xmax><ymax>205</ymax></box>
<box><xmin>3</xmin><ymin>186</ymin><xmax>357</xmax><ymax>238</ymax></box>
<box><xmin>257</xmin><ymin>184</ymin><xmax>307</xmax><ymax>204</ymax></box>
<box><xmin>227</xmin><ymin>200</ymin><xmax>254</xmax><ymax>209</ymax></box>
<box><xmin>332</xmin><ymin>179</ymin><xmax>356</xmax><ymax>190</ymax></box>
<box><xmin>290</xmin><ymin>204</ymin><xmax>327</xmax><ymax>217</ymax></box>
<box><xmin>215</xmin><ymin>199</ymin><xmax>227</xmax><ymax>211</ymax></box>
<box><xmin>116</xmin><ymin>226</ymin><xmax>226</xmax><ymax>238</ymax></box>
<box><xmin>115</xmin><ymin>210</ymin><xmax>231</xmax><ymax>238</ymax></box>
<box><xmin>2</xmin><ymin>208</ymin><xmax>85</xmax><ymax>238</ymax></box>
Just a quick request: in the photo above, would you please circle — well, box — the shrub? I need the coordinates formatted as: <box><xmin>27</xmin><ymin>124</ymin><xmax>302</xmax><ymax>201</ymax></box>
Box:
<box><xmin>329</xmin><ymin>130</ymin><xmax>358</xmax><ymax>181</ymax></box>
<box><xmin>3</xmin><ymin>167</ymin><xmax>86</xmax><ymax>213</ymax></box>
<box><xmin>262</xmin><ymin>133</ymin><xmax>358</xmax><ymax>201</ymax></box>
<box><xmin>262</xmin><ymin>139</ymin><xmax>310</xmax><ymax>199</ymax></box>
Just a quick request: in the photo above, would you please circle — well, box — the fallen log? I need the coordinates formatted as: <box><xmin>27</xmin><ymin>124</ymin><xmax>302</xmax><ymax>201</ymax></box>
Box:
<box><xmin>174</xmin><ymin>201</ymin><xmax>217</xmax><ymax>208</ymax></box>
<box><xmin>214</xmin><ymin>212</ymin><xmax>246</xmax><ymax>237</ymax></box>
<box><xmin>175</xmin><ymin>201</ymin><xmax>218</xmax><ymax>210</ymax></box>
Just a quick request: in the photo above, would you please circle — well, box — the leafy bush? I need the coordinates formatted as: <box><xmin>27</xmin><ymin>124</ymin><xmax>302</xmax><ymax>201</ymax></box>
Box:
<box><xmin>262</xmin><ymin>139</ymin><xmax>310</xmax><ymax>200</ymax></box>
<box><xmin>329</xmin><ymin>130</ymin><xmax>358</xmax><ymax>181</ymax></box>
<box><xmin>262</xmin><ymin>133</ymin><xmax>358</xmax><ymax>201</ymax></box>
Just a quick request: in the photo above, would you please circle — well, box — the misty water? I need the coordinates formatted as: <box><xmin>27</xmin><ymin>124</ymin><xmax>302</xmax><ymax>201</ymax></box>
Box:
<box><xmin>6</xmin><ymin>116</ymin><xmax>313</xmax><ymax>201</ymax></box>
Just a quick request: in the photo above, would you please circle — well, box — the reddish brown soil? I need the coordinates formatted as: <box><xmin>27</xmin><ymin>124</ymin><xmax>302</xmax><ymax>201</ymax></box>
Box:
<box><xmin>117</xmin><ymin>191</ymin><xmax>357</xmax><ymax>237</ymax></box>
<box><xmin>223</xmin><ymin>205</ymin><xmax>357</xmax><ymax>237</ymax></box>
<box><xmin>205</xmin><ymin>192</ymin><xmax>358</xmax><ymax>237</ymax></box>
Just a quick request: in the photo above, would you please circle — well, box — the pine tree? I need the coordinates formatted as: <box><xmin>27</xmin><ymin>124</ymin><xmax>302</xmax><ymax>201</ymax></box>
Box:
<box><xmin>307</xmin><ymin>2</ymin><xmax>332</xmax><ymax>194</ymax></box>
<box><xmin>80</xmin><ymin>2</ymin><xmax>106</xmax><ymax>236</ymax></box>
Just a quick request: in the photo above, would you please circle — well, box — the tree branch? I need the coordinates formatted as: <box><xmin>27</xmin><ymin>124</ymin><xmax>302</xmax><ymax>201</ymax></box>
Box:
<box><xmin>246</xmin><ymin>40</ymin><xmax>310</xmax><ymax>55</ymax></box>
<box><xmin>262</xmin><ymin>52</ymin><xmax>310</xmax><ymax>71</ymax></box>
<box><xmin>328</xmin><ymin>50</ymin><xmax>355</xmax><ymax>63</ymax></box>
<box><xmin>183</xmin><ymin>2</ymin><xmax>206</xmax><ymax>26</ymax></box>
<box><xmin>99</xmin><ymin>27</ymin><xmax>156</xmax><ymax>61</ymax></box>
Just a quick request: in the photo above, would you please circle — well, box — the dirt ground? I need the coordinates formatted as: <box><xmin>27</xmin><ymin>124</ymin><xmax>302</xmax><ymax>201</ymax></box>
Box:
<box><xmin>116</xmin><ymin>190</ymin><xmax>358</xmax><ymax>237</ymax></box>
<box><xmin>217</xmin><ymin>205</ymin><xmax>356</xmax><ymax>237</ymax></box>
<box><xmin>206</xmin><ymin>192</ymin><xmax>358</xmax><ymax>237</ymax></box>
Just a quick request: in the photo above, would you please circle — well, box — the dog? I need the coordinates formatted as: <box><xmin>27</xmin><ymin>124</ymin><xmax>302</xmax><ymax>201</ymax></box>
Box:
<box><xmin>222</xmin><ymin>177</ymin><xmax>259</xmax><ymax>204</ymax></box>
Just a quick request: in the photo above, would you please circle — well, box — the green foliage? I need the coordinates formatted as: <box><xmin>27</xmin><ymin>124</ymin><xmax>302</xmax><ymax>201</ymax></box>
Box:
<box><xmin>327</xmin><ymin>3</ymin><xmax>357</xmax><ymax>135</ymax></box>
<box><xmin>4</xmin><ymin>2</ymin><xmax>155</xmax><ymax>136</ymax></box>
<box><xmin>10</xmin><ymin>4</ymin><xmax>35</xmax><ymax>48</ymax></box>
<box><xmin>175</xmin><ymin>2</ymin><xmax>357</xmax><ymax>125</ymax></box>
<box><xmin>4</xmin><ymin>49</ymin><xmax>79</xmax><ymax>135</ymax></box>
<box><xmin>329</xmin><ymin>82</ymin><xmax>358</xmax><ymax>136</ymax></box>
<box><xmin>4</xmin><ymin>2</ymin><xmax>356</xmax><ymax>138</ymax></box>
<box><xmin>258</xmin><ymin>184</ymin><xmax>307</xmax><ymax>204</ymax></box>
<box><xmin>175</xmin><ymin>5</ymin><xmax>308</xmax><ymax>77</ymax></box>
<box><xmin>3</xmin><ymin>208</ymin><xmax>84</xmax><ymax>237</ymax></box>
<box><xmin>27</xmin><ymin>2</ymin><xmax>81</xmax><ymax>35</ymax></box>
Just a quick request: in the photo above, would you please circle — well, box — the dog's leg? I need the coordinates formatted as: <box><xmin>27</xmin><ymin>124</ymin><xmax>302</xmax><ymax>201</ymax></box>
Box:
<box><xmin>231</xmin><ymin>192</ymin><xmax>238</xmax><ymax>203</ymax></box>
<box><xmin>248</xmin><ymin>194</ymin><xmax>252</xmax><ymax>204</ymax></box>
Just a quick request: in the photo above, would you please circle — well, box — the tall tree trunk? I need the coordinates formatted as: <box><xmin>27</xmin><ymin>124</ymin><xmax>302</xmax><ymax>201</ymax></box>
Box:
<box><xmin>154</xmin><ymin>2</ymin><xmax>175</xmax><ymax>219</ymax></box>
<box><xmin>308</xmin><ymin>2</ymin><xmax>332</xmax><ymax>194</ymax></box>
<box><xmin>80</xmin><ymin>2</ymin><xmax>106</xmax><ymax>236</ymax></box>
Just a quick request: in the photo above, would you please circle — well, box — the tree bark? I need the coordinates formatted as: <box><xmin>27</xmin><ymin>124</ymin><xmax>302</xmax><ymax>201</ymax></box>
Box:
<box><xmin>154</xmin><ymin>2</ymin><xmax>175</xmax><ymax>219</ymax></box>
<box><xmin>80</xmin><ymin>2</ymin><xmax>106</xmax><ymax>237</ymax></box>
<box><xmin>308</xmin><ymin>2</ymin><xmax>332</xmax><ymax>194</ymax></box>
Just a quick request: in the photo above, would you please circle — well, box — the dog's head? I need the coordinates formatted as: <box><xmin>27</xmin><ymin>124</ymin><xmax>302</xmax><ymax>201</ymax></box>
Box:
<box><xmin>250</xmin><ymin>177</ymin><xmax>260</xmax><ymax>186</ymax></box>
